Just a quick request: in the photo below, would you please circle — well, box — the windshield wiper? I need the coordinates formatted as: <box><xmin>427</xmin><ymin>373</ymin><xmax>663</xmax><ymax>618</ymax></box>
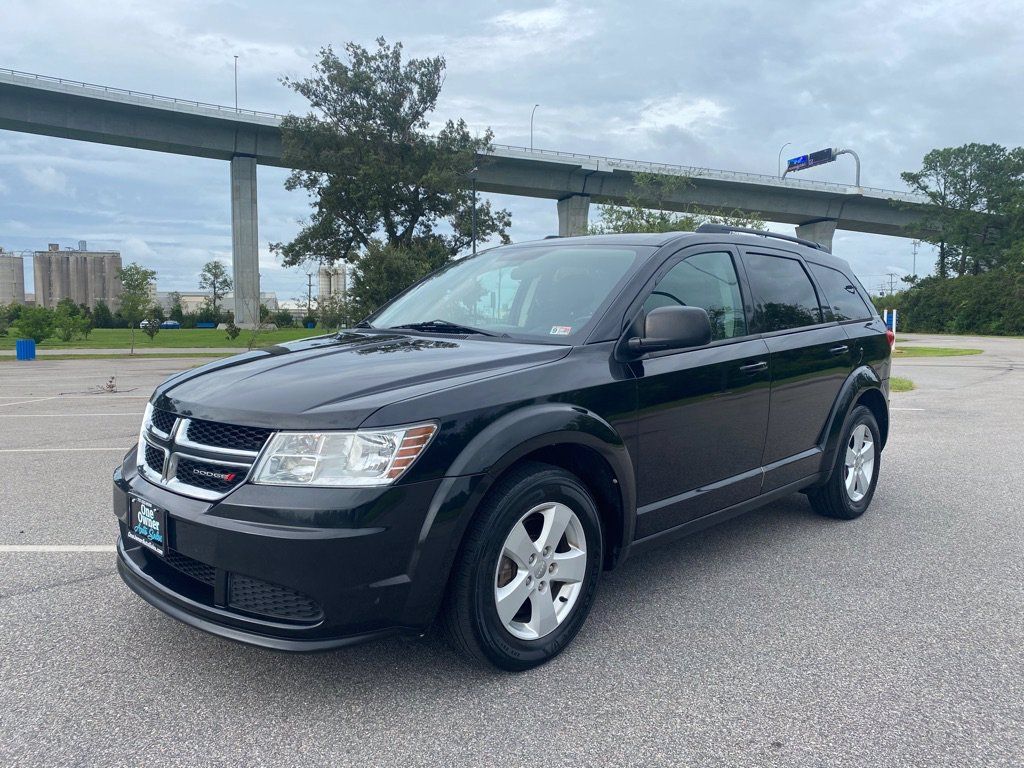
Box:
<box><xmin>388</xmin><ymin>319</ymin><xmax>501</xmax><ymax>337</ymax></box>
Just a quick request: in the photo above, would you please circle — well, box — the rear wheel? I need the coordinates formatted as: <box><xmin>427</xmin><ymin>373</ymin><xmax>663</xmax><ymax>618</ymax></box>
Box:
<box><xmin>809</xmin><ymin>405</ymin><xmax>881</xmax><ymax>520</ymax></box>
<box><xmin>442</xmin><ymin>462</ymin><xmax>603</xmax><ymax>670</ymax></box>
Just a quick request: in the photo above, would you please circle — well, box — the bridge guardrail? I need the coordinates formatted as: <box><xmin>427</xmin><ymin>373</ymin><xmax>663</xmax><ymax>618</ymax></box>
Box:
<box><xmin>1</xmin><ymin>67</ymin><xmax>926</xmax><ymax>204</ymax></box>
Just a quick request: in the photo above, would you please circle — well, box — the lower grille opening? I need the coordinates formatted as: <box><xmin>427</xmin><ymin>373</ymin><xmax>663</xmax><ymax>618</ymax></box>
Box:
<box><xmin>163</xmin><ymin>549</ymin><xmax>216</xmax><ymax>586</ymax></box>
<box><xmin>141</xmin><ymin>543</ymin><xmax>323</xmax><ymax>625</ymax></box>
<box><xmin>229</xmin><ymin>574</ymin><xmax>324</xmax><ymax>623</ymax></box>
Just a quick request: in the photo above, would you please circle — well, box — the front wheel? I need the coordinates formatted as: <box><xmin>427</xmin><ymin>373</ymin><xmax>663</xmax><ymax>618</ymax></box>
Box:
<box><xmin>441</xmin><ymin>462</ymin><xmax>603</xmax><ymax>671</ymax></box>
<box><xmin>808</xmin><ymin>405</ymin><xmax>881</xmax><ymax>520</ymax></box>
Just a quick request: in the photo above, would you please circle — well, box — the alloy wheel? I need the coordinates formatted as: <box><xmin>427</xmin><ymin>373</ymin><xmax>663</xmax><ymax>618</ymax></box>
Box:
<box><xmin>844</xmin><ymin>423</ymin><xmax>875</xmax><ymax>503</ymax></box>
<box><xmin>493</xmin><ymin>502</ymin><xmax>587</xmax><ymax>641</ymax></box>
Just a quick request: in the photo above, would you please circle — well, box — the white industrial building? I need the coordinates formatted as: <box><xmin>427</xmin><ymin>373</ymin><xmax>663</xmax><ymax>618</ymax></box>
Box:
<box><xmin>152</xmin><ymin>291</ymin><xmax>279</xmax><ymax>315</ymax></box>
<box><xmin>0</xmin><ymin>249</ymin><xmax>26</xmax><ymax>305</ymax></box>
<box><xmin>32</xmin><ymin>242</ymin><xmax>122</xmax><ymax>310</ymax></box>
<box><xmin>318</xmin><ymin>264</ymin><xmax>348</xmax><ymax>300</ymax></box>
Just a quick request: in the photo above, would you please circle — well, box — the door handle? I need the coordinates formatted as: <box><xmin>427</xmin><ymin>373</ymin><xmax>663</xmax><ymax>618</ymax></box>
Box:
<box><xmin>739</xmin><ymin>361</ymin><xmax>768</xmax><ymax>374</ymax></box>
<box><xmin>829</xmin><ymin>345</ymin><xmax>850</xmax><ymax>355</ymax></box>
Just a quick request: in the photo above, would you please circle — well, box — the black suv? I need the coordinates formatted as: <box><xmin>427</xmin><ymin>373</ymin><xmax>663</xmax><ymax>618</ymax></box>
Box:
<box><xmin>114</xmin><ymin>226</ymin><xmax>891</xmax><ymax>670</ymax></box>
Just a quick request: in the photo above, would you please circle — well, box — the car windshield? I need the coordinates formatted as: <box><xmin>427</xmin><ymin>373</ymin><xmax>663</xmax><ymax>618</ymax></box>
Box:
<box><xmin>369</xmin><ymin>244</ymin><xmax>650</xmax><ymax>342</ymax></box>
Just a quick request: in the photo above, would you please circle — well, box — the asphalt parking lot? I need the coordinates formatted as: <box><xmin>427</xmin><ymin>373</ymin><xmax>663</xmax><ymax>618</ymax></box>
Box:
<box><xmin>1</xmin><ymin>334</ymin><xmax>1022</xmax><ymax>767</ymax></box>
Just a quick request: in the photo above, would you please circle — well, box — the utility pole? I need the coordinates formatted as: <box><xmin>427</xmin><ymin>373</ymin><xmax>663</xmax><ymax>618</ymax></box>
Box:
<box><xmin>305</xmin><ymin>270</ymin><xmax>315</xmax><ymax>322</ymax></box>
<box><xmin>912</xmin><ymin>240</ymin><xmax>919</xmax><ymax>277</ymax></box>
<box><xmin>886</xmin><ymin>272</ymin><xmax>899</xmax><ymax>295</ymax></box>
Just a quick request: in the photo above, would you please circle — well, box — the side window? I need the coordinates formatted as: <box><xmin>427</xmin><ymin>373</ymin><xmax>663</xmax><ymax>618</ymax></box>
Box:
<box><xmin>743</xmin><ymin>252</ymin><xmax>822</xmax><ymax>332</ymax></box>
<box><xmin>643</xmin><ymin>251</ymin><xmax>746</xmax><ymax>341</ymax></box>
<box><xmin>808</xmin><ymin>262</ymin><xmax>872</xmax><ymax>321</ymax></box>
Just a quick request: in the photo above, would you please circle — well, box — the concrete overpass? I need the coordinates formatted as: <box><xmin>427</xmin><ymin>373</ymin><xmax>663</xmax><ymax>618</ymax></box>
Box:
<box><xmin>0</xmin><ymin>68</ymin><xmax>928</xmax><ymax>324</ymax></box>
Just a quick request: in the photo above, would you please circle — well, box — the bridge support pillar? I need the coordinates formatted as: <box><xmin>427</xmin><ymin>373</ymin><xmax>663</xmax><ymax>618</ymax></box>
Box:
<box><xmin>796</xmin><ymin>219</ymin><xmax>837</xmax><ymax>252</ymax></box>
<box><xmin>557</xmin><ymin>195</ymin><xmax>590</xmax><ymax>237</ymax></box>
<box><xmin>230</xmin><ymin>155</ymin><xmax>260</xmax><ymax>326</ymax></box>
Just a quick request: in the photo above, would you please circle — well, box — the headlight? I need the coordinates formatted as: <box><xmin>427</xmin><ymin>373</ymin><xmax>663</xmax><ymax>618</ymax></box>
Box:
<box><xmin>251</xmin><ymin>423</ymin><xmax>437</xmax><ymax>487</ymax></box>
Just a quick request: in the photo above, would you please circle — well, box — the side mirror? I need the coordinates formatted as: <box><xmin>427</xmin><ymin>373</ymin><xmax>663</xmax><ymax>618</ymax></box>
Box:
<box><xmin>627</xmin><ymin>306</ymin><xmax>712</xmax><ymax>354</ymax></box>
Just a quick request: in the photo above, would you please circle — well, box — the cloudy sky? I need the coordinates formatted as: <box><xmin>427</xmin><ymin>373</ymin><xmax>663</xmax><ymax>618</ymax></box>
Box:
<box><xmin>2</xmin><ymin>0</ymin><xmax>1022</xmax><ymax>301</ymax></box>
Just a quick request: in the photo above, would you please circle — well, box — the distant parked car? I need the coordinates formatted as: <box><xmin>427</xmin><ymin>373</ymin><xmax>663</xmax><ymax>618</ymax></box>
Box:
<box><xmin>159</xmin><ymin>321</ymin><xmax>181</xmax><ymax>330</ymax></box>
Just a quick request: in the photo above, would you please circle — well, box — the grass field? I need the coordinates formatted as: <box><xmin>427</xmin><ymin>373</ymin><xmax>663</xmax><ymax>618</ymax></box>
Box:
<box><xmin>890</xmin><ymin>376</ymin><xmax>915</xmax><ymax>392</ymax></box>
<box><xmin>894</xmin><ymin>346</ymin><xmax>982</xmax><ymax>358</ymax></box>
<box><xmin>0</xmin><ymin>327</ymin><xmax>326</xmax><ymax>350</ymax></box>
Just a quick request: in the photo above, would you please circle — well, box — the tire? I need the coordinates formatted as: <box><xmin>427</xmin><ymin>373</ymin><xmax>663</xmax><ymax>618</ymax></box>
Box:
<box><xmin>808</xmin><ymin>405</ymin><xmax>881</xmax><ymax>520</ymax></box>
<box><xmin>441</xmin><ymin>461</ymin><xmax>604</xmax><ymax>671</ymax></box>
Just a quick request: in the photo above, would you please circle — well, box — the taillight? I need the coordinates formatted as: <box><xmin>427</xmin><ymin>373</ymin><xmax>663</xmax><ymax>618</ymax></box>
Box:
<box><xmin>886</xmin><ymin>329</ymin><xmax>895</xmax><ymax>348</ymax></box>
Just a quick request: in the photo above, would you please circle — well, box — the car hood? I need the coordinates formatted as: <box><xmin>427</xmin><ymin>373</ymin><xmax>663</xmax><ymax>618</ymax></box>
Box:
<box><xmin>153</xmin><ymin>331</ymin><xmax>570</xmax><ymax>429</ymax></box>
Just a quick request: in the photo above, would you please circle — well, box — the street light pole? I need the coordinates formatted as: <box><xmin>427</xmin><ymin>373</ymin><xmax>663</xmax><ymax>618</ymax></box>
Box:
<box><xmin>835</xmin><ymin>148</ymin><xmax>861</xmax><ymax>187</ymax></box>
<box><xmin>530</xmin><ymin>104</ymin><xmax>540</xmax><ymax>152</ymax></box>
<box><xmin>777</xmin><ymin>142</ymin><xmax>791</xmax><ymax>177</ymax></box>
<box><xmin>233</xmin><ymin>56</ymin><xmax>239</xmax><ymax>110</ymax></box>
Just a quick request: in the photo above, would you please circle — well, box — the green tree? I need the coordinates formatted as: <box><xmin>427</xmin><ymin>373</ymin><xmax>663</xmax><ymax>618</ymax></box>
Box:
<box><xmin>224</xmin><ymin>321</ymin><xmax>241</xmax><ymax>341</ymax></box>
<box><xmin>167</xmin><ymin>291</ymin><xmax>184</xmax><ymax>323</ymax></box>
<box><xmin>117</xmin><ymin>263</ymin><xmax>157</xmax><ymax>354</ymax></box>
<box><xmin>590</xmin><ymin>172</ymin><xmax>766</xmax><ymax>234</ymax></box>
<box><xmin>346</xmin><ymin>239</ymin><xmax>451</xmax><ymax>319</ymax></box>
<box><xmin>141</xmin><ymin>310</ymin><xmax>162</xmax><ymax>341</ymax></box>
<box><xmin>270</xmin><ymin>39</ymin><xmax>511</xmax><ymax>273</ymax></box>
<box><xmin>198</xmin><ymin>261</ymin><xmax>232</xmax><ymax>315</ymax></box>
<box><xmin>15</xmin><ymin>306</ymin><xmax>54</xmax><ymax>344</ymax></box>
<box><xmin>271</xmin><ymin>308</ymin><xmax>294</xmax><ymax>328</ymax></box>
<box><xmin>901</xmin><ymin>143</ymin><xmax>1024</xmax><ymax>277</ymax></box>
<box><xmin>52</xmin><ymin>298</ymin><xmax>91</xmax><ymax>342</ymax></box>
<box><xmin>92</xmin><ymin>300</ymin><xmax>114</xmax><ymax>328</ymax></box>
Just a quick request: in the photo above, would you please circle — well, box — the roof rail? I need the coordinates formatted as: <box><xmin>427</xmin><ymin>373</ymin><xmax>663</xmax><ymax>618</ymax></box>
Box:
<box><xmin>695</xmin><ymin>223</ymin><xmax>828</xmax><ymax>251</ymax></box>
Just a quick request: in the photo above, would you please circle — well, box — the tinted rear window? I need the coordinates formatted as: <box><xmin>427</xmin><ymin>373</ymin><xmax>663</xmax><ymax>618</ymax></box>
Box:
<box><xmin>808</xmin><ymin>262</ymin><xmax>873</xmax><ymax>321</ymax></box>
<box><xmin>743</xmin><ymin>252</ymin><xmax>822</xmax><ymax>332</ymax></box>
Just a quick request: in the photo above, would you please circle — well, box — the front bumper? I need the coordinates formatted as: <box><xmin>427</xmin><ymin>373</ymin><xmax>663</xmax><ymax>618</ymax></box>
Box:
<box><xmin>114</xmin><ymin>449</ymin><xmax>482</xmax><ymax>650</ymax></box>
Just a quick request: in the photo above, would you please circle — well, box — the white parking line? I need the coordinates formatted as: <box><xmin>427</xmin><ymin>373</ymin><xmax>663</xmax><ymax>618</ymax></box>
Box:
<box><xmin>0</xmin><ymin>396</ymin><xmax>59</xmax><ymax>408</ymax></box>
<box><xmin>0</xmin><ymin>413</ymin><xmax>143</xmax><ymax>418</ymax></box>
<box><xmin>0</xmin><ymin>447</ymin><xmax>128</xmax><ymax>453</ymax></box>
<box><xmin>0</xmin><ymin>545</ymin><xmax>115</xmax><ymax>553</ymax></box>
<box><xmin>0</xmin><ymin>397</ymin><xmax>149</xmax><ymax>403</ymax></box>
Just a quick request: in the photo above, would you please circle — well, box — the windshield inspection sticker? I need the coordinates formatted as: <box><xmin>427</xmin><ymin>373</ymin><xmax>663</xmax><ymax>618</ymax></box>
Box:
<box><xmin>550</xmin><ymin>326</ymin><xmax>572</xmax><ymax>336</ymax></box>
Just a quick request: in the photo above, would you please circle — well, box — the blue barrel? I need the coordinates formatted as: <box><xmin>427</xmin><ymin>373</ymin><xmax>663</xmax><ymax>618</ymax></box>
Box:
<box><xmin>15</xmin><ymin>338</ymin><xmax>36</xmax><ymax>361</ymax></box>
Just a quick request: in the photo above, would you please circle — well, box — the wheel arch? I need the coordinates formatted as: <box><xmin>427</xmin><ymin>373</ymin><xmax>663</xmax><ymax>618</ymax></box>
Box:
<box><xmin>818</xmin><ymin>365</ymin><xmax>890</xmax><ymax>480</ymax></box>
<box><xmin>445</xmin><ymin>403</ymin><xmax>637</xmax><ymax>569</ymax></box>
<box><xmin>399</xmin><ymin>404</ymin><xmax>637</xmax><ymax>628</ymax></box>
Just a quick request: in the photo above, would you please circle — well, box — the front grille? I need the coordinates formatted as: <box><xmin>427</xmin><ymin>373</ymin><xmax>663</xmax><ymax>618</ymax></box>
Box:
<box><xmin>164</xmin><ymin>549</ymin><xmax>216</xmax><ymax>586</ymax></box>
<box><xmin>186</xmin><ymin>419</ymin><xmax>272</xmax><ymax>453</ymax></box>
<box><xmin>229</xmin><ymin>574</ymin><xmax>323</xmax><ymax>622</ymax></box>
<box><xmin>150</xmin><ymin>408</ymin><xmax>176</xmax><ymax>435</ymax></box>
<box><xmin>144</xmin><ymin>443</ymin><xmax>165</xmax><ymax>475</ymax></box>
<box><xmin>141</xmin><ymin>411</ymin><xmax>273</xmax><ymax>501</ymax></box>
<box><xmin>175</xmin><ymin>457</ymin><xmax>246</xmax><ymax>493</ymax></box>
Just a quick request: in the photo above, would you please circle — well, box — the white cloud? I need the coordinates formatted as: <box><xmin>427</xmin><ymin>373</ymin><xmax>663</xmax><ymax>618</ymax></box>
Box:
<box><xmin>632</xmin><ymin>96</ymin><xmax>728</xmax><ymax>137</ymax></box>
<box><xmin>426</xmin><ymin>1</ymin><xmax>596</xmax><ymax>73</ymax></box>
<box><xmin>21</xmin><ymin>166</ymin><xmax>73</xmax><ymax>196</ymax></box>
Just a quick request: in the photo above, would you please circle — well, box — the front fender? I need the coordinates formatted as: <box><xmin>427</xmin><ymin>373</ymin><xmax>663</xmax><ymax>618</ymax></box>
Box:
<box><xmin>398</xmin><ymin>404</ymin><xmax>637</xmax><ymax>627</ymax></box>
